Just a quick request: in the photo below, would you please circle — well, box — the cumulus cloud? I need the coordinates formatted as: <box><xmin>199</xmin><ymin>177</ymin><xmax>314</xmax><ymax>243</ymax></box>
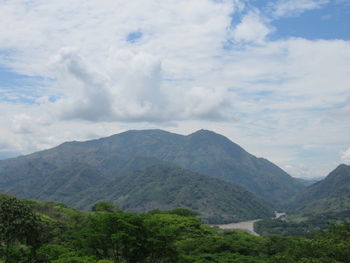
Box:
<box><xmin>181</xmin><ymin>86</ymin><xmax>233</xmax><ymax>121</ymax></box>
<box><xmin>341</xmin><ymin>148</ymin><xmax>350</xmax><ymax>164</ymax></box>
<box><xmin>51</xmin><ymin>49</ymin><xmax>114</xmax><ymax>121</ymax></box>
<box><xmin>0</xmin><ymin>0</ymin><xmax>233</xmax><ymax>75</ymax></box>
<box><xmin>47</xmin><ymin>48</ymin><xmax>232</xmax><ymax>122</ymax></box>
<box><xmin>0</xmin><ymin>0</ymin><xmax>236</xmax><ymax>123</ymax></box>
<box><xmin>50</xmin><ymin>48</ymin><xmax>167</xmax><ymax>122</ymax></box>
<box><xmin>231</xmin><ymin>11</ymin><xmax>272</xmax><ymax>43</ymax></box>
<box><xmin>11</xmin><ymin>114</ymin><xmax>36</xmax><ymax>134</ymax></box>
<box><xmin>103</xmin><ymin>50</ymin><xmax>166</xmax><ymax>121</ymax></box>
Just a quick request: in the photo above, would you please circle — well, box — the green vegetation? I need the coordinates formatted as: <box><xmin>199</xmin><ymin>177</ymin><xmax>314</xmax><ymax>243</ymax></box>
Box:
<box><xmin>289</xmin><ymin>164</ymin><xmax>350</xmax><ymax>215</ymax></box>
<box><xmin>70</xmin><ymin>164</ymin><xmax>274</xmax><ymax>223</ymax></box>
<box><xmin>250</xmin><ymin>164</ymin><xmax>350</xmax><ymax>237</ymax></box>
<box><xmin>255</xmin><ymin>218</ymin><xmax>327</xmax><ymax>237</ymax></box>
<box><xmin>256</xmin><ymin>210</ymin><xmax>350</xmax><ymax>237</ymax></box>
<box><xmin>0</xmin><ymin>195</ymin><xmax>44</xmax><ymax>263</ymax></box>
<box><xmin>91</xmin><ymin>201</ymin><xmax>118</xmax><ymax>213</ymax></box>
<box><xmin>1</xmin><ymin>194</ymin><xmax>350</xmax><ymax>263</ymax></box>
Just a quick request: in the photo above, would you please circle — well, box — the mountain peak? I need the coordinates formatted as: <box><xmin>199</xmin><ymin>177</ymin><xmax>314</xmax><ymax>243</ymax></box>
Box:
<box><xmin>122</xmin><ymin>128</ymin><xmax>167</xmax><ymax>134</ymax></box>
<box><xmin>188</xmin><ymin>129</ymin><xmax>219</xmax><ymax>136</ymax></box>
<box><xmin>186</xmin><ymin>129</ymin><xmax>245</xmax><ymax>153</ymax></box>
<box><xmin>290</xmin><ymin>163</ymin><xmax>350</xmax><ymax>214</ymax></box>
<box><xmin>187</xmin><ymin>129</ymin><xmax>231</xmax><ymax>142</ymax></box>
<box><xmin>326</xmin><ymin>163</ymin><xmax>350</xmax><ymax>181</ymax></box>
<box><xmin>335</xmin><ymin>163</ymin><xmax>350</xmax><ymax>170</ymax></box>
<box><xmin>116</xmin><ymin>129</ymin><xmax>175</xmax><ymax>137</ymax></box>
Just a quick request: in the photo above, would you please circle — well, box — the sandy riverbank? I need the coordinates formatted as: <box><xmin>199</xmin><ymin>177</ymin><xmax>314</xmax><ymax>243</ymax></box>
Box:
<box><xmin>214</xmin><ymin>219</ymin><xmax>261</xmax><ymax>236</ymax></box>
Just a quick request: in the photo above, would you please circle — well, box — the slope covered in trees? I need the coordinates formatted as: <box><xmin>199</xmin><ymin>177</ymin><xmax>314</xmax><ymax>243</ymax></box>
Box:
<box><xmin>1</xmin><ymin>194</ymin><xmax>350</xmax><ymax>263</ymax></box>
<box><xmin>289</xmin><ymin>164</ymin><xmax>350</xmax><ymax>215</ymax></box>
<box><xmin>67</xmin><ymin>164</ymin><xmax>274</xmax><ymax>223</ymax></box>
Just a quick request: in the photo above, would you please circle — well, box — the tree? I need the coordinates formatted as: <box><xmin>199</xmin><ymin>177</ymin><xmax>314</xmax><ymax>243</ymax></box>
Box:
<box><xmin>91</xmin><ymin>201</ymin><xmax>118</xmax><ymax>213</ymax></box>
<box><xmin>81</xmin><ymin>211</ymin><xmax>148</xmax><ymax>263</ymax></box>
<box><xmin>164</xmin><ymin>208</ymin><xmax>199</xmax><ymax>217</ymax></box>
<box><xmin>0</xmin><ymin>195</ymin><xmax>43</xmax><ymax>263</ymax></box>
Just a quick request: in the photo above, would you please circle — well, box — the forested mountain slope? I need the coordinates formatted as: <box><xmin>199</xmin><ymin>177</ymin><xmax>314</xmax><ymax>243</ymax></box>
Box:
<box><xmin>290</xmin><ymin>164</ymin><xmax>350</xmax><ymax>214</ymax></box>
<box><xmin>67</xmin><ymin>164</ymin><xmax>274</xmax><ymax>223</ymax></box>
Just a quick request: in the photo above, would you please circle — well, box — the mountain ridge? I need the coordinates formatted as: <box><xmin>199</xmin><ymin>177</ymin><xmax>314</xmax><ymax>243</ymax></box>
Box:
<box><xmin>289</xmin><ymin>164</ymin><xmax>350</xmax><ymax>214</ymax></box>
<box><xmin>0</xmin><ymin>129</ymin><xmax>304</xmax><ymax>209</ymax></box>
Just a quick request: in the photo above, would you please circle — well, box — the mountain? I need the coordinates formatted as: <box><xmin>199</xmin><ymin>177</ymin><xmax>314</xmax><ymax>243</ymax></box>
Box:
<box><xmin>0</xmin><ymin>129</ymin><xmax>303</xmax><ymax>207</ymax></box>
<box><xmin>290</xmin><ymin>164</ymin><xmax>350</xmax><ymax>215</ymax></box>
<box><xmin>66</xmin><ymin>164</ymin><xmax>273</xmax><ymax>223</ymax></box>
<box><xmin>295</xmin><ymin>178</ymin><xmax>319</xmax><ymax>187</ymax></box>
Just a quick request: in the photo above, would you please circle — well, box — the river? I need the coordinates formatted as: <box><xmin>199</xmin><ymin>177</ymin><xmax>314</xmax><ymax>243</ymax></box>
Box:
<box><xmin>213</xmin><ymin>211</ymin><xmax>286</xmax><ymax>236</ymax></box>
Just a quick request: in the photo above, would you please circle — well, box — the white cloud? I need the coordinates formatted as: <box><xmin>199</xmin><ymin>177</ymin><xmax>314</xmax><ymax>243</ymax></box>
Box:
<box><xmin>272</xmin><ymin>0</ymin><xmax>330</xmax><ymax>17</ymax></box>
<box><xmin>283</xmin><ymin>163</ymin><xmax>312</xmax><ymax>178</ymax></box>
<box><xmin>0</xmin><ymin>0</ymin><xmax>235</xmax><ymax>123</ymax></box>
<box><xmin>341</xmin><ymin>148</ymin><xmax>350</xmax><ymax>164</ymax></box>
<box><xmin>181</xmin><ymin>86</ymin><xmax>233</xmax><ymax>120</ymax></box>
<box><xmin>46</xmin><ymin>48</ymin><xmax>232</xmax><ymax>122</ymax></box>
<box><xmin>231</xmin><ymin>11</ymin><xmax>272</xmax><ymax>43</ymax></box>
<box><xmin>0</xmin><ymin>0</ymin><xmax>234</xmax><ymax>75</ymax></box>
<box><xmin>51</xmin><ymin>49</ymin><xmax>114</xmax><ymax>121</ymax></box>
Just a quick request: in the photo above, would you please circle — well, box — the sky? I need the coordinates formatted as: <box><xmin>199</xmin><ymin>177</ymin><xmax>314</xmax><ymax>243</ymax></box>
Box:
<box><xmin>0</xmin><ymin>0</ymin><xmax>349</xmax><ymax>178</ymax></box>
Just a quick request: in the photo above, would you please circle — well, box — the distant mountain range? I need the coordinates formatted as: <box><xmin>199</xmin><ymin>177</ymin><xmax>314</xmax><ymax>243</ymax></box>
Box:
<box><xmin>0</xmin><ymin>129</ymin><xmax>305</xmax><ymax>222</ymax></box>
<box><xmin>290</xmin><ymin>164</ymin><xmax>350</xmax><ymax>215</ymax></box>
<box><xmin>295</xmin><ymin>178</ymin><xmax>319</xmax><ymax>187</ymax></box>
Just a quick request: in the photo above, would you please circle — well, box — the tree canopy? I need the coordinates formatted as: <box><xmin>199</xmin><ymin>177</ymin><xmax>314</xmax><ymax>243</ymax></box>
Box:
<box><xmin>1</xmin><ymin>195</ymin><xmax>350</xmax><ymax>263</ymax></box>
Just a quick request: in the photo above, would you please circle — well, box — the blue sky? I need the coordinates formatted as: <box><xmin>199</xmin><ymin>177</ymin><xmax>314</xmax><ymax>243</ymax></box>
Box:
<box><xmin>0</xmin><ymin>0</ymin><xmax>349</xmax><ymax>178</ymax></box>
<box><xmin>270</xmin><ymin>1</ymin><xmax>350</xmax><ymax>40</ymax></box>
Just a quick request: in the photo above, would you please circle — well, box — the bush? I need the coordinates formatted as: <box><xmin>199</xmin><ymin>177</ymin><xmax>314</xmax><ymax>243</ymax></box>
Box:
<box><xmin>52</xmin><ymin>254</ymin><xmax>96</xmax><ymax>263</ymax></box>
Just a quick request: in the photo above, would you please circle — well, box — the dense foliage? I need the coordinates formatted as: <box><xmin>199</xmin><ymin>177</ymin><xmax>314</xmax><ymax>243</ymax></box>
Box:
<box><xmin>256</xmin><ymin>210</ymin><xmax>350</xmax><ymax>236</ymax></box>
<box><xmin>1</xmin><ymin>195</ymin><xmax>350</xmax><ymax>263</ymax></box>
<box><xmin>0</xmin><ymin>195</ymin><xmax>44</xmax><ymax>263</ymax></box>
<box><xmin>70</xmin><ymin>164</ymin><xmax>274</xmax><ymax>223</ymax></box>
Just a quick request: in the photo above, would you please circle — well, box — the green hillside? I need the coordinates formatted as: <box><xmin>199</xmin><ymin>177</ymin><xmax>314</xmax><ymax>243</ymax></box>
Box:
<box><xmin>67</xmin><ymin>164</ymin><xmax>274</xmax><ymax>223</ymax></box>
<box><xmin>289</xmin><ymin>164</ymin><xmax>350</xmax><ymax>215</ymax></box>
